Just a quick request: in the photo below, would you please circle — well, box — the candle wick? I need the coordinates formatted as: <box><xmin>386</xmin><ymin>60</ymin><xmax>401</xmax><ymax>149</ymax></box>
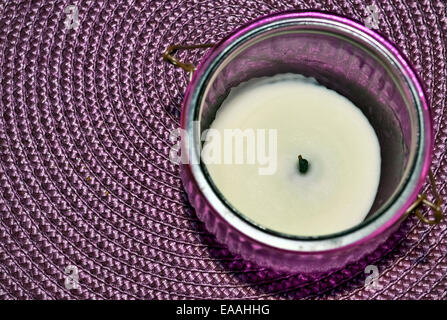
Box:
<box><xmin>298</xmin><ymin>155</ymin><xmax>309</xmax><ymax>173</ymax></box>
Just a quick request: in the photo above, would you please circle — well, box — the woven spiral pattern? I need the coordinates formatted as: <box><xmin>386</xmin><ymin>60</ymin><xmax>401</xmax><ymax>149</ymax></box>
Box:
<box><xmin>0</xmin><ymin>0</ymin><xmax>446</xmax><ymax>300</ymax></box>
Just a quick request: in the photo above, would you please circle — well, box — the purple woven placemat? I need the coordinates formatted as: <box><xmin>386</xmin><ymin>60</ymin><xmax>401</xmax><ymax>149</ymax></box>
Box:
<box><xmin>0</xmin><ymin>0</ymin><xmax>446</xmax><ymax>300</ymax></box>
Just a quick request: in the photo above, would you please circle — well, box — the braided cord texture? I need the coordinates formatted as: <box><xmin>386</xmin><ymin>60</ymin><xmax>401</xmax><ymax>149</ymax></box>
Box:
<box><xmin>0</xmin><ymin>0</ymin><xmax>446</xmax><ymax>299</ymax></box>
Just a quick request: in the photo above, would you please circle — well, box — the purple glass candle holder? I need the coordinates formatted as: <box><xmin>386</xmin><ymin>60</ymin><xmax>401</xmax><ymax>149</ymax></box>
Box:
<box><xmin>170</xmin><ymin>11</ymin><xmax>436</xmax><ymax>273</ymax></box>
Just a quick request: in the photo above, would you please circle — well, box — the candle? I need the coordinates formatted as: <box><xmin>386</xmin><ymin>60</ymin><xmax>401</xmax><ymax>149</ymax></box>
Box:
<box><xmin>202</xmin><ymin>74</ymin><xmax>381</xmax><ymax>236</ymax></box>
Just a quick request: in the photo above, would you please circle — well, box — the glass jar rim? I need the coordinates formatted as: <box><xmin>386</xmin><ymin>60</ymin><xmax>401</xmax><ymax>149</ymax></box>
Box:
<box><xmin>181</xmin><ymin>11</ymin><xmax>432</xmax><ymax>252</ymax></box>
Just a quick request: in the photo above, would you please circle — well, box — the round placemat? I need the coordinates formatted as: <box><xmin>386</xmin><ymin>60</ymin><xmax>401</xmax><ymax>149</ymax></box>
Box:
<box><xmin>0</xmin><ymin>0</ymin><xmax>446</xmax><ymax>300</ymax></box>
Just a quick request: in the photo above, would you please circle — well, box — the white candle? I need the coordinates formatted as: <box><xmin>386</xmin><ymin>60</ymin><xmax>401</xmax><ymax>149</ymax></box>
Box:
<box><xmin>203</xmin><ymin>74</ymin><xmax>381</xmax><ymax>236</ymax></box>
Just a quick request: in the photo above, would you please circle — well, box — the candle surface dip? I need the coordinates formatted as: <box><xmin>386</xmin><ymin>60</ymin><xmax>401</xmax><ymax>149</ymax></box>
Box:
<box><xmin>203</xmin><ymin>74</ymin><xmax>381</xmax><ymax>236</ymax></box>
